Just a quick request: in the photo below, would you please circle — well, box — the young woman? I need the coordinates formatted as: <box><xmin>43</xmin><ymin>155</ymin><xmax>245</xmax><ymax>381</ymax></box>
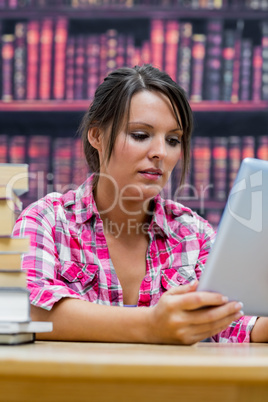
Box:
<box><xmin>13</xmin><ymin>65</ymin><xmax>267</xmax><ymax>344</ymax></box>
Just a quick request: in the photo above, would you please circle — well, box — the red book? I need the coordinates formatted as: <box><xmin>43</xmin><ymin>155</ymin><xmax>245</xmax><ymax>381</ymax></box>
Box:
<box><xmin>106</xmin><ymin>29</ymin><xmax>118</xmax><ymax>74</ymax></box>
<box><xmin>125</xmin><ymin>35</ymin><xmax>135</xmax><ymax>68</ymax></box>
<box><xmin>9</xmin><ymin>135</ymin><xmax>26</xmax><ymax>164</ymax></box>
<box><xmin>190</xmin><ymin>34</ymin><xmax>206</xmax><ymax>102</ymax></box>
<box><xmin>242</xmin><ymin>136</ymin><xmax>255</xmax><ymax>159</ymax></box>
<box><xmin>133</xmin><ymin>47</ymin><xmax>142</xmax><ymax>67</ymax></box>
<box><xmin>65</xmin><ymin>36</ymin><xmax>75</xmax><ymax>100</ymax></box>
<box><xmin>164</xmin><ymin>20</ymin><xmax>179</xmax><ymax>82</ymax></box>
<box><xmin>221</xmin><ymin>29</ymin><xmax>236</xmax><ymax>101</ymax></box>
<box><xmin>53</xmin><ymin>137</ymin><xmax>73</xmax><ymax>194</ymax></box>
<box><xmin>177</xmin><ymin>22</ymin><xmax>193</xmax><ymax>96</ymax></box>
<box><xmin>26</xmin><ymin>20</ymin><xmax>40</xmax><ymax>100</ymax></box>
<box><xmin>39</xmin><ymin>18</ymin><xmax>53</xmax><ymax>100</ymax></box>
<box><xmin>53</xmin><ymin>18</ymin><xmax>68</xmax><ymax>100</ymax></box>
<box><xmin>1</xmin><ymin>34</ymin><xmax>14</xmax><ymax>101</ymax></box>
<box><xmin>192</xmin><ymin>136</ymin><xmax>212</xmax><ymax>200</ymax></box>
<box><xmin>27</xmin><ymin>135</ymin><xmax>51</xmax><ymax>204</ymax></box>
<box><xmin>72</xmin><ymin>138</ymin><xmax>89</xmax><ymax>187</ymax></box>
<box><xmin>86</xmin><ymin>35</ymin><xmax>100</xmax><ymax>101</ymax></box>
<box><xmin>212</xmin><ymin>137</ymin><xmax>228</xmax><ymax>201</ymax></box>
<box><xmin>8</xmin><ymin>0</ymin><xmax>18</xmax><ymax>8</ymax></box>
<box><xmin>116</xmin><ymin>35</ymin><xmax>126</xmax><ymax>68</ymax></box>
<box><xmin>150</xmin><ymin>20</ymin><xmax>165</xmax><ymax>70</ymax></box>
<box><xmin>14</xmin><ymin>22</ymin><xmax>27</xmax><ymax>100</ymax></box>
<box><xmin>204</xmin><ymin>20</ymin><xmax>223</xmax><ymax>101</ymax></box>
<box><xmin>0</xmin><ymin>134</ymin><xmax>8</xmax><ymax>163</ymax></box>
<box><xmin>252</xmin><ymin>45</ymin><xmax>263</xmax><ymax>102</ymax></box>
<box><xmin>74</xmin><ymin>35</ymin><xmax>85</xmax><ymax>100</ymax></box>
<box><xmin>141</xmin><ymin>40</ymin><xmax>151</xmax><ymax>65</ymax></box>
<box><xmin>205</xmin><ymin>209</ymin><xmax>222</xmax><ymax>231</ymax></box>
<box><xmin>228</xmin><ymin>136</ymin><xmax>241</xmax><ymax>192</ymax></box>
<box><xmin>257</xmin><ymin>136</ymin><xmax>268</xmax><ymax>161</ymax></box>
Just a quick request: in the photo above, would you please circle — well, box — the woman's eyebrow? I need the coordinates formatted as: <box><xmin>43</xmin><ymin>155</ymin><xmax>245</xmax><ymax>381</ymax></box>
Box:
<box><xmin>128</xmin><ymin>122</ymin><xmax>153</xmax><ymax>128</ymax></box>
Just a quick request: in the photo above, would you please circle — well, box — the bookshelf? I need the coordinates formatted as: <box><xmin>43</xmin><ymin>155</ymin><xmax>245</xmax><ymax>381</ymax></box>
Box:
<box><xmin>1</xmin><ymin>0</ymin><xmax>268</xmax><ymax>227</ymax></box>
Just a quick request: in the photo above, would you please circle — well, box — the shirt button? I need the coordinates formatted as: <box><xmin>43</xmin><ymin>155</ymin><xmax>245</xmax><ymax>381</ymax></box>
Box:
<box><xmin>77</xmin><ymin>272</ymin><xmax>83</xmax><ymax>279</ymax></box>
<box><xmin>151</xmin><ymin>252</ymin><xmax>156</xmax><ymax>258</ymax></box>
<box><xmin>144</xmin><ymin>276</ymin><xmax>152</xmax><ymax>283</ymax></box>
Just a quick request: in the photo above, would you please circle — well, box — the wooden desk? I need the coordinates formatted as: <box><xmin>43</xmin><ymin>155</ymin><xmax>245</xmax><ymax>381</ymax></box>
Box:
<box><xmin>1</xmin><ymin>341</ymin><xmax>268</xmax><ymax>402</ymax></box>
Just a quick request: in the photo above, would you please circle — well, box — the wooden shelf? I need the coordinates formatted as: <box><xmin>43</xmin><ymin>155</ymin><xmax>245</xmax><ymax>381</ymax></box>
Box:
<box><xmin>1</xmin><ymin>6</ymin><xmax>268</xmax><ymax>20</ymax></box>
<box><xmin>0</xmin><ymin>100</ymin><xmax>267</xmax><ymax>113</ymax></box>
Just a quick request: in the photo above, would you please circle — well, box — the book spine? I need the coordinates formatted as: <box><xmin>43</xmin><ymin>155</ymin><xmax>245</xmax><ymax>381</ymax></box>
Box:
<box><xmin>150</xmin><ymin>19</ymin><xmax>165</xmax><ymax>71</ymax></box>
<box><xmin>212</xmin><ymin>136</ymin><xmax>228</xmax><ymax>201</ymax></box>
<box><xmin>72</xmin><ymin>138</ymin><xmax>89</xmax><ymax>187</ymax></box>
<box><xmin>86</xmin><ymin>35</ymin><xmax>100</xmax><ymax>100</ymax></box>
<box><xmin>231</xmin><ymin>21</ymin><xmax>244</xmax><ymax>103</ymax></box>
<box><xmin>252</xmin><ymin>45</ymin><xmax>263</xmax><ymax>102</ymax></box>
<box><xmin>221</xmin><ymin>29</ymin><xmax>235</xmax><ymax>101</ymax></box>
<box><xmin>228</xmin><ymin>136</ymin><xmax>241</xmax><ymax>191</ymax></box>
<box><xmin>73</xmin><ymin>35</ymin><xmax>86</xmax><ymax>100</ymax></box>
<box><xmin>164</xmin><ymin>20</ymin><xmax>179</xmax><ymax>82</ymax></box>
<box><xmin>53</xmin><ymin>137</ymin><xmax>73</xmax><ymax>194</ymax></box>
<box><xmin>141</xmin><ymin>40</ymin><xmax>151</xmax><ymax>65</ymax></box>
<box><xmin>239</xmin><ymin>39</ymin><xmax>253</xmax><ymax>101</ymax></box>
<box><xmin>39</xmin><ymin>18</ymin><xmax>53</xmax><ymax>100</ymax></box>
<box><xmin>177</xmin><ymin>22</ymin><xmax>192</xmax><ymax>96</ymax></box>
<box><xmin>65</xmin><ymin>36</ymin><xmax>75</xmax><ymax>101</ymax></box>
<box><xmin>0</xmin><ymin>134</ymin><xmax>8</xmax><ymax>163</ymax></box>
<box><xmin>204</xmin><ymin>20</ymin><xmax>223</xmax><ymax>101</ymax></box>
<box><xmin>241</xmin><ymin>136</ymin><xmax>255</xmax><ymax>159</ymax></box>
<box><xmin>116</xmin><ymin>34</ymin><xmax>126</xmax><ymax>68</ymax></box>
<box><xmin>125</xmin><ymin>35</ymin><xmax>135</xmax><ymax>69</ymax></box>
<box><xmin>261</xmin><ymin>21</ymin><xmax>268</xmax><ymax>100</ymax></box>
<box><xmin>190</xmin><ymin>34</ymin><xmax>206</xmax><ymax>102</ymax></box>
<box><xmin>27</xmin><ymin>135</ymin><xmax>50</xmax><ymax>203</ymax></box>
<box><xmin>192</xmin><ymin>136</ymin><xmax>212</xmax><ymax>200</ymax></box>
<box><xmin>26</xmin><ymin>20</ymin><xmax>40</xmax><ymax>100</ymax></box>
<box><xmin>1</xmin><ymin>34</ymin><xmax>14</xmax><ymax>101</ymax></box>
<box><xmin>14</xmin><ymin>22</ymin><xmax>27</xmax><ymax>100</ymax></box>
<box><xmin>9</xmin><ymin>135</ymin><xmax>26</xmax><ymax>164</ymax></box>
<box><xmin>53</xmin><ymin>18</ymin><xmax>68</xmax><ymax>100</ymax></box>
<box><xmin>257</xmin><ymin>136</ymin><xmax>268</xmax><ymax>160</ymax></box>
<box><xmin>99</xmin><ymin>33</ymin><xmax>108</xmax><ymax>84</ymax></box>
<box><xmin>106</xmin><ymin>29</ymin><xmax>118</xmax><ymax>74</ymax></box>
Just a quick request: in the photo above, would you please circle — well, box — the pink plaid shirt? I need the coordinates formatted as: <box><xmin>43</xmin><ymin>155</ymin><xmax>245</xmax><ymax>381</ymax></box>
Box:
<box><xmin>13</xmin><ymin>175</ymin><xmax>257</xmax><ymax>343</ymax></box>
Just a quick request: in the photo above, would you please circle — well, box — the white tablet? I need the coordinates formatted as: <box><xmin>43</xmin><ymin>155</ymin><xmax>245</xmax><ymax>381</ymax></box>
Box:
<box><xmin>197</xmin><ymin>157</ymin><xmax>268</xmax><ymax>316</ymax></box>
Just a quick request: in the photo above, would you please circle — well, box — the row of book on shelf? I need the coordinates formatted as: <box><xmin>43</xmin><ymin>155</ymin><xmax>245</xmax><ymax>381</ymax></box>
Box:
<box><xmin>0</xmin><ymin>163</ymin><xmax>52</xmax><ymax>345</ymax></box>
<box><xmin>1</xmin><ymin>17</ymin><xmax>268</xmax><ymax>102</ymax></box>
<box><xmin>1</xmin><ymin>0</ymin><xmax>268</xmax><ymax>10</ymax></box>
<box><xmin>1</xmin><ymin>132</ymin><xmax>268</xmax><ymax>213</ymax></box>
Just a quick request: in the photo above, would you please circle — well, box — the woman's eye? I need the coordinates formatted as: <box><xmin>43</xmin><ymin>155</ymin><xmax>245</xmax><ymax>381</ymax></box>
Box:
<box><xmin>167</xmin><ymin>137</ymin><xmax>181</xmax><ymax>147</ymax></box>
<box><xmin>130</xmin><ymin>132</ymin><xmax>149</xmax><ymax>141</ymax></box>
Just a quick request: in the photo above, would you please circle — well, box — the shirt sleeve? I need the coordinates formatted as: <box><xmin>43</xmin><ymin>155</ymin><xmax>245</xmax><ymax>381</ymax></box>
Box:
<box><xmin>12</xmin><ymin>196</ymin><xmax>85</xmax><ymax>310</ymax></box>
<box><xmin>196</xmin><ymin>217</ymin><xmax>258</xmax><ymax>343</ymax></box>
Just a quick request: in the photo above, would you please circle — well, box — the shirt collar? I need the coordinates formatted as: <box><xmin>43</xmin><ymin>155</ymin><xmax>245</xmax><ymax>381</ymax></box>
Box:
<box><xmin>62</xmin><ymin>175</ymin><xmax>193</xmax><ymax>235</ymax></box>
<box><xmin>62</xmin><ymin>174</ymin><xmax>99</xmax><ymax>224</ymax></box>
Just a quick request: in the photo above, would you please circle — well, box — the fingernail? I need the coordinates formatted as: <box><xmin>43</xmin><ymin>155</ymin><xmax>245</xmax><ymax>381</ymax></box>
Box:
<box><xmin>222</xmin><ymin>296</ymin><xmax>229</xmax><ymax>303</ymax></box>
<box><xmin>236</xmin><ymin>302</ymin><xmax>244</xmax><ymax>310</ymax></box>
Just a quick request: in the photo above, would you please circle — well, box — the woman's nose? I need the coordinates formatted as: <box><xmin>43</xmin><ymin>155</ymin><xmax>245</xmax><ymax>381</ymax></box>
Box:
<box><xmin>148</xmin><ymin>137</ymin><xmax>167</xmax><ymax>160</ymax></box>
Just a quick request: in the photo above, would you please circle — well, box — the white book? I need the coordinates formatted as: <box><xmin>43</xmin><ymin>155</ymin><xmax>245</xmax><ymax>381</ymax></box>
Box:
<box><xmin>0</xmin><ymin>332</ymin><xmax>34</xmax><ymax>345</ymax></box>
<box><xmin>0</xmin><ymin>321</ymin><xmax>53</xmax><ymax>334</ymax></box>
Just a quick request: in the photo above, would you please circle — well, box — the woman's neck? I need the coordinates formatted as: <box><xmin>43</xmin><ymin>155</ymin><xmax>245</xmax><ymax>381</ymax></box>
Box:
<box><xmin>93</xmin><ymin>181</ymin><xmax>154</xmax><ymax>238</ymax></box>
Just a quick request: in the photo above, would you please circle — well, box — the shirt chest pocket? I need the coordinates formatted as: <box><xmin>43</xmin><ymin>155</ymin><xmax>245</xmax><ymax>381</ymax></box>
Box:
<box><xmin>161</xmin><ymin>266</ymin><xmax>196</xmax><ymax>290</ymax></box>
<box><xmin>60</xmin><ymin>261</ymin><xmax>99</xmax><ymax>288</ymax></box>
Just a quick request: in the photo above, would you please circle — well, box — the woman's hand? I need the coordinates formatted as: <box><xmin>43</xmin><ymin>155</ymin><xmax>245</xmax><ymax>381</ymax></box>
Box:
<box><xmin>147</xmin><ymin>280</ymin><xmax>243</xmax><ymax>345</ymax></box>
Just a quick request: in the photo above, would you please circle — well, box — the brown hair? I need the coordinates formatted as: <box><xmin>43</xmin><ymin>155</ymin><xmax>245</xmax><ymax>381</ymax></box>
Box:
<box><xmin>79</xmin><ymin>64</ymin><xmax>193</xmax><ymax>185</ymax></box>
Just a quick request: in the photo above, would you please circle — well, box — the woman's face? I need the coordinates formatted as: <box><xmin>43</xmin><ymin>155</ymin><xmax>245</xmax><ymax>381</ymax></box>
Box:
<box><xmin>97</xmin><ymin>90</ymin><xmax>183</xmax><ymax>205</ymax></box>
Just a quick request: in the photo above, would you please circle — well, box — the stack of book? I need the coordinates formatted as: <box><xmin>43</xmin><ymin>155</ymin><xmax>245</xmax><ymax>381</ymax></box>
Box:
<box><xmin>0</xmin><ymin>163</ymin><xmax>52</xmax><ymax>345</ymax></box>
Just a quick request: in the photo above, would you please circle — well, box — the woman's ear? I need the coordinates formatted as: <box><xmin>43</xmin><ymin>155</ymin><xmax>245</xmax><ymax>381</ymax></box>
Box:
<box><xmin>87</xmin><ymin>127</ymin><xmax>103</xmax><ymax>151</ymax></box>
